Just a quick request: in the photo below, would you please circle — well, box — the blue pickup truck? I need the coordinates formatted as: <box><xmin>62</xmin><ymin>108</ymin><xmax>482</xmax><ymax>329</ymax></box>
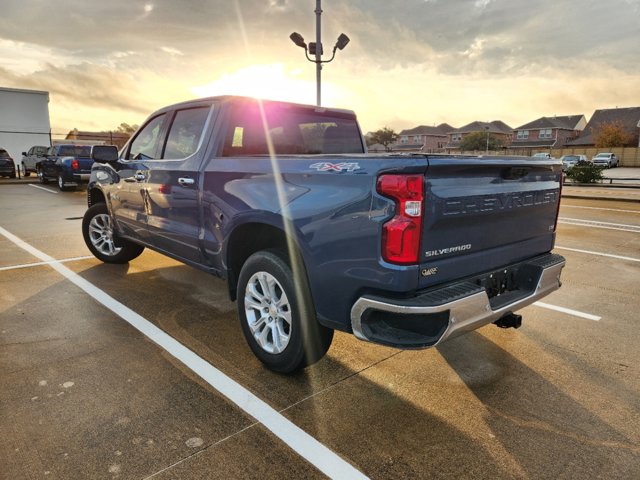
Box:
<box><xmin>83</xmin><ymin>96</ymin><xmax>565</xmax><ymax>372</ymax></box>
<box><xmin>37</xmin><ymin>144</ymin><xmax>94</xmax><ymax>191</ymax></box>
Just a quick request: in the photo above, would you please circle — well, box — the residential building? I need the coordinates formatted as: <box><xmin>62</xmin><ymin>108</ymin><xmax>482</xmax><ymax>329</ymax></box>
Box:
<box><xmin>566</xmin><ymin>107</ymin><xmax>640</xmax><ymax>147</ymax></box>
<box><xmin>445</xmin><ymin>121</ymin><xmax>513</xmax><ymax>150</ymax></box>
<box><xmin>512</xmin><ymin>115</ymin><xmax>586</xmax><ymax>149</ymax></box>
<box><xmin>394</xmin><ymin>123</ymin><xmax>453</xmax><ymax>152</ymax></box>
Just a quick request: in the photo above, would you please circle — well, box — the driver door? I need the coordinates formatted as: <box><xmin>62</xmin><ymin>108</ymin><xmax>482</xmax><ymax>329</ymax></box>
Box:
<box><xmin>111</xmin><ymin>113</ymin><xmax>168</xmax><ymax>242</ymax></box>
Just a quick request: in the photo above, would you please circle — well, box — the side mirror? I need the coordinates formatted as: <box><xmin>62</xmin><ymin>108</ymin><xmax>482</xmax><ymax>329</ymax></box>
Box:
<box><xmin>92</xmin><ymin>145</ymin><xmax>119</xmax><ymax>163</ymax></box>
<box><xmin>22</xmin><ymin>151</ymin><xmax>27</xmax><ymax>156</ymax></box>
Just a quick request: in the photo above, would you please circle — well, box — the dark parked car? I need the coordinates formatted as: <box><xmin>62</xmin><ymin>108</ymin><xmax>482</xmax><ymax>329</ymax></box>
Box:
<box><xmin>36</xmin><ymin>144</ymin><xmax>94</xmax><ymax>191</ymax></box>
<box><xmin>0</xmin><ymin>148</ymin><xmax>16</xmax><ymax>178</ymax></box>
<box><xmin>21</xmin><ymin>145</ymin><xmax>49</xmax><ymax>176</ymax></box>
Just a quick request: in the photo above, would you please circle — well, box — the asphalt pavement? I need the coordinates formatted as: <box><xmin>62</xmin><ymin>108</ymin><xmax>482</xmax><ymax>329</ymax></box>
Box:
<box><xmin>0</xmin><ymin>182</ymin><xmax>639</xmax><ymax>479</ymax></box>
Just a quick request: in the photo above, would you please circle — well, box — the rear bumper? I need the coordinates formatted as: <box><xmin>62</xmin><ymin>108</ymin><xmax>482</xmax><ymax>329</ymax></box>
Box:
<box><xmin>350</xmin><ymin>253</ymin><xmax>565</xmax><ymax>349</ymax></box>
<box><xmin>63</xmin><ymin>173</ymin><xmax>91</xmax><ymax>184</ymax></box>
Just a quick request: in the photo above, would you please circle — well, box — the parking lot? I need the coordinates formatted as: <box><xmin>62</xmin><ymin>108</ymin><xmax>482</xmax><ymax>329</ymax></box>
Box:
<box><xmin>1</xmin><ymin>182</ymin><xmax>639</xmax><ymax>479</ymax></box>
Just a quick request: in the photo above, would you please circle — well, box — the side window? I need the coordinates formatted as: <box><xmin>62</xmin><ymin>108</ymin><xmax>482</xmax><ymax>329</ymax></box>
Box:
<box><xmin>162</xmin><ymin>107</ymin><xmax>210</xmax><ymax>159</ymax></box>
<box><xmin>127</xmin><ymin>114</ymin><xmax>166</xmax><ymax>160</ymax></box>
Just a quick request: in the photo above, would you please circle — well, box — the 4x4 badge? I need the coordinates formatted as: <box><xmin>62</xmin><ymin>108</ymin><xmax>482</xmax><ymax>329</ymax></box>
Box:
<box><xmin>310</xmin><ymin>162</ymin><xmax>360</xmax><ymax>172</ymax></box>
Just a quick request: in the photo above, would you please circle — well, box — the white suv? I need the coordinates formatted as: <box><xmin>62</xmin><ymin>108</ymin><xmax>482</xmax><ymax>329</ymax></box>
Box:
<box><xmin>591</xmin><ymin>152</ymin><xmax>619</xmax><ymax>168</ymax></box>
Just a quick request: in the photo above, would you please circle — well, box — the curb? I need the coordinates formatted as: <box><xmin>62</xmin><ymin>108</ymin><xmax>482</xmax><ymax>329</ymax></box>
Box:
<box><xmin>562</xmin><ymin>194</ymin><xmax>640</xmax><ymax>204</ymax></box>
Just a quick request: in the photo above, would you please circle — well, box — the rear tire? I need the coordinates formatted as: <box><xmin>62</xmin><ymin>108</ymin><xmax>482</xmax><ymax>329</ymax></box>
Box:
<box><xmin>237</xmin><ymin>250</ymin><xmax>333</xmax><ymax>373</ymax></box>
<box><xmin>82</xmin><ymin>203</ymin><xmax>144</xmax><ymax>264</ymax></box>
<box><xmin>58</xmin><ymin>175</ymin><xmax>71</xmax><ymax>191</ymax></box>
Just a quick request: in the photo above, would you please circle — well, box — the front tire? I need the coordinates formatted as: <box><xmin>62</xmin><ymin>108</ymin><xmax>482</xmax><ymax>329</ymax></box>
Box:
<box><xmin>82</xmin><ymin>203</ymin><xmax>144</xmax><ymax>264</ymax></box>
<box><xmin>22</xmin><ymin>163</ymin><xmax>30</xmax><ymax>177</ymax></box>
<box><xmin>38</xmin><ymin>168</ymin><xmax>48</xmax><ymax>184</ymax></box>
<box><xmin>237</xmin><ymin>250</ymin><xmax>333</xmax><ymax>373</ymax></box>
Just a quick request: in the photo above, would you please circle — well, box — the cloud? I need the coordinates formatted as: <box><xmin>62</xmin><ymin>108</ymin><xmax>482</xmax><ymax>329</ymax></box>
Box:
<box><xmin>0</xmin><ymin>0</ymin><xmax>638</xmax><ymax>132</ymax></box>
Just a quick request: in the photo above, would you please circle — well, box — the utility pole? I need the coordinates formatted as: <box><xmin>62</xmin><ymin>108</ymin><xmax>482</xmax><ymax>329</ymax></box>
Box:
<box><xmin>315</xmin><ymin>0</ymin><xmax>322</xmax><ymax>106</ymax></box>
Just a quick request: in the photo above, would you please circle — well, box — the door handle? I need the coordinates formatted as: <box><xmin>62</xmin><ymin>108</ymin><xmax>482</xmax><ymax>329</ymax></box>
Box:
<box><xmin>178</xmin><ymin>177</ymin><xmax>195</xmax><ymax>186</ymax></box>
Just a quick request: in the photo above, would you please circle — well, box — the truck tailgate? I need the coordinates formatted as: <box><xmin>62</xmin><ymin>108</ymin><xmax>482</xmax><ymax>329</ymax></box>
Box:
<box><xmin>418</xmin><ymin>157</ymin><xmax>562</xmax><ymax>289</ymax></box>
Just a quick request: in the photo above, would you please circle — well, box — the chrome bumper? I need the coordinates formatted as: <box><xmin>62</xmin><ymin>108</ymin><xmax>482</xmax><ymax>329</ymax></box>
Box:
<box><xmin>350</xmin><ymin>254</ymin><xmax>565</xmax><ymax>349</ymax></box>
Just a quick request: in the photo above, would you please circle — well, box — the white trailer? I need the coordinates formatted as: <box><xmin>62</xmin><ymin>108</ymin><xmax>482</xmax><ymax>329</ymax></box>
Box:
<box><xmin>0</xmin><ymin>87</ymin><xmax>51</xmax><ymax>170</ymax></box>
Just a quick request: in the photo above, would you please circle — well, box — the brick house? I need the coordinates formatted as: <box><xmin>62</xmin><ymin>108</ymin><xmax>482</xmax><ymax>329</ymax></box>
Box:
<box><xmin>566</xmin><ymin>107</ymin><xmax>640</xmax><ymax>147</ymax></box>
<box><xmin>511</xmin><ymin>115</ymin><xmax>586</xmax><ymax>149</ymax></box>
<box><xmin>445</xmin><ymin>121</ymin><xmax>513</xmax><ymax>150</ymax></box>
<box><xmin>393</xmin><ymin>123</ymin><xmax>454</xmax><ymax>152</ymax></box>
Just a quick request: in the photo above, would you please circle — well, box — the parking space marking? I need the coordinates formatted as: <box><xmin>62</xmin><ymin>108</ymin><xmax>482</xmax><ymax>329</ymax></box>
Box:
<box><xmin>28</xmin><ymin>184</ymin><xmax>59</xmax><ymax>194</ymax></box>
<box><xmin>562</xmin><ymin>205</ymin><xmax>640</xmax><ymax>215</ymax></box>
<box><xmin>558</xmin><ymin>217</ymin><xmax>640</xmax><ymax>233</ymax></box>
<box><xmin>0</xmin><ymin>225</ymin><xmax>369</xmax><ymax>480</ymax></box>
<box><xmin>555</xmin><ymin>246</ymin><xmax>640</xmax><ymax>263</ymax></box>
<box><xmin>533</xmin><ymin>302</ymin><xmax>601</xmax><ymax>321</ymax></box>
<box><xmin>0</xmin><ymin>256</ymin><xmax>94</xmax><ymax>272</ymax></box>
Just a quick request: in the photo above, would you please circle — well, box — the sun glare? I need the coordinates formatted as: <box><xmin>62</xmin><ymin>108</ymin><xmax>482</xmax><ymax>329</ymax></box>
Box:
<box><xmin>191</xmin><ymin>64</ymin><xmax>342</xmax><ymax>106</ymax></box>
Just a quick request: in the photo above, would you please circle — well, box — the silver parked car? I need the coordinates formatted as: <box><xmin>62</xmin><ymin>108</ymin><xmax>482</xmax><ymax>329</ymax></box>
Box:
<box><xmin>21</xmin><ymin>145</ymin><xmax>49</xmax><ymax>176</ymax></box>
<box><xmin>560</xmin><ymin>154</ymin><xmax>588</xmax><ymax>171</ymax></box>
<box><xmin>591</xmin><ymin>152</ymin><xmax>619</xmax><ymax>168</ymax></box>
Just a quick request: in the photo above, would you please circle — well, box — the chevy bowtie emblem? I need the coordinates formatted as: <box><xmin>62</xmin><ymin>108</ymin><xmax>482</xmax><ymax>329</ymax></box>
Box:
<box><xmin>310</xmin><ymin>162</ymin><xmax>361</xmax><ymax>172</ymax></box>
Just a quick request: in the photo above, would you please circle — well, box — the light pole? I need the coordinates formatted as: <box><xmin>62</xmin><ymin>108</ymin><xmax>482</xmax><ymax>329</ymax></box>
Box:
<box><xmin>289</xmin><ymin>0</ymin><xmax>350</xmax><ymax>106</ymax></box>
<box><xmin>485</xmin><ymin>126</ymin><xmax>490</xmax><ymax>153</ymax></box>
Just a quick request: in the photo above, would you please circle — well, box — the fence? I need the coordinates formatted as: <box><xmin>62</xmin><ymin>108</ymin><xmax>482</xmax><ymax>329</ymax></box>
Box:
<box><xmin>446</xmin><ymin>147</ymin><xmax>640</xmax><ymax>167</ymax></box>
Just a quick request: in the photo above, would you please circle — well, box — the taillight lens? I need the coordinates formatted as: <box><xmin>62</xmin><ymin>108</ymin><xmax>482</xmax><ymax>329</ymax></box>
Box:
<box><xmin>71</xmin><ymin>159</ymin><xmax>79</xmax><ymax>170</ymax></box>
<box><xmin>377</xmin><ymin>174</ymin><xmax>424</xmax><ymax>264</ymax></box>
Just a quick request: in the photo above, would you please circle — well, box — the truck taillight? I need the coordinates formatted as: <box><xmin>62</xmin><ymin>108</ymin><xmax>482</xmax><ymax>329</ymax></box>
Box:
<box><xmin>377</xmin><ymin>174</ymin><xmax>424</xmax><ymax>264</ymax></box>
<box><xmin>71</xmin><ymin>159</ymin><xmax>79</xmax><ymax>170</ymax></box>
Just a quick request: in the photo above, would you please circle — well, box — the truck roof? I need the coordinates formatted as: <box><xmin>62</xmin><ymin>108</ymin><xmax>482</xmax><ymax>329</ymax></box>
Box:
<box><xmin>149</xmin><ymin>95</ymin><xmax>358</xmax><ymax>118</ymax></box>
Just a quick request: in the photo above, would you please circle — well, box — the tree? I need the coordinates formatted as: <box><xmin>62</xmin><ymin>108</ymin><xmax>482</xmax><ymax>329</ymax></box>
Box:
<box><xmin>116</xmin><ymin>122</ymin><xmax>139</xmax><ymax>135</ymax></box>
<box><xmin>368</xmin><ymin>127</ymin><xmax>399</xmax><ymax>151</ymax></box>
<box><xmin>459</xmin><ymin>131</ymin><xmax>503</xmax><ymax>151</ymax></box>
<box><xmin>593</xmin><ymin>121</ymin><xmax>632</xmax><ymax>148</ymax></box>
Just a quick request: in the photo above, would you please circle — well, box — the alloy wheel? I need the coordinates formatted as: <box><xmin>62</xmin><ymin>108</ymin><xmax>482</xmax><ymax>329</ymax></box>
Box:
<box><xmin>244</xmin><ymin>271</ymin><xmax>292</xmax><ymax>354</ymax></box>
<box><xmin>88</xmin><ymin>214</ymin><xmax>122</xmax><ymax>257</ymax></box>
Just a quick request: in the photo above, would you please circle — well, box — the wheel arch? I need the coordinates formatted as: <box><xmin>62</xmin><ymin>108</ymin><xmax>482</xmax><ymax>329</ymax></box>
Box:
<box><xmin>87</xmin><ymin>186</ymin><xmax>106</xmax><ymax>207</ymax></box>
<box><xmin>225</xmin><ymin>222</ymin><xmax>309</xmax><ymax>302</ymax></box>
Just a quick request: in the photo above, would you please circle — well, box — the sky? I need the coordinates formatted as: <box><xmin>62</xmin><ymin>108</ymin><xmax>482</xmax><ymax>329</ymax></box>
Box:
<box><xmin>0</xmin><ymin>0</ymin><xmax>639</xmax><ymax>135</ymax></box>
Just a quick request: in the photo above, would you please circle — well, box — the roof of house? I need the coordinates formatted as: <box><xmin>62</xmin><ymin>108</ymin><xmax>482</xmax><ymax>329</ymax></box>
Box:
<box><xmin>515</xmin><ymin>115</ymin><xmax>585</xmax><ymax>131</ymax></box>
<box><xmin>566</xmin><ymin>107</ymin><xmax>640</xmax><ymax>146</ymax></box>
<box><xmin>399</xmin><ymin>123</ymin><xmax>453</xmax><ymax>136</ymax></box>
<box><xmin>449</xmin><ymin>120</ymin><xmax>513</xmax><ymax>135</ymax></box>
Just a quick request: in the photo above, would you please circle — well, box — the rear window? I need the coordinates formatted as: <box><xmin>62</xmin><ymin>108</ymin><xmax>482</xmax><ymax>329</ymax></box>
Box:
<box><xmin>0</xmin><ymin>149</ymin><xmax>10</xmax><ymax>158</ymax></box>
<box><xmin>58</xmin><ymin>146</ymin><xmax>92</xmax><ymax>157</ymax></box>
<box><xmin>222</xmin><ymin>102</ymin><xmax>363</xmax><ymax>156</ymax></box>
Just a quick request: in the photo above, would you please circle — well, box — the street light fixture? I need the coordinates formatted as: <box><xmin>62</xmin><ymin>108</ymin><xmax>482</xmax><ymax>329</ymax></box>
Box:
<box><xmin>289</xmin><ymin>1</ymin><xmax>350</xmax><ymax>106</ymax></box>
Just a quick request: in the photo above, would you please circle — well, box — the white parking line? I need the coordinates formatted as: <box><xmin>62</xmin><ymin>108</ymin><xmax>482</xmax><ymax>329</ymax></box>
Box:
<box><xmin>0</xmin><ymin>225</ymin><xmax>368</xmax><ymax>480</ymax></box>
<box><xmin>558</xmin><ymin>217</ymin><xmax>640</xmax><ymax>233</ymax></box>
<box><xmin>562</xmin><ymin>205</ymin><xmax>640</xmax><ymax>215</ymax></box>
<box><xmin>533</xmin><ymin>302</ymin><xmax>601</xmax><ymax>321</ymax></box>
<box><xmin>555</xmin><ymin>246</ymin><xmax>640</xmax><ymax>263</ymax></box>
<box><xmin>0</xmin><ymin>256</ymin><xmax>94</xmax><ymax>272</ymax></box>
<box><xmin>28</xmin><ymin>184</ymin><xmax>58</xmax><ymax>194</ymax></box>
